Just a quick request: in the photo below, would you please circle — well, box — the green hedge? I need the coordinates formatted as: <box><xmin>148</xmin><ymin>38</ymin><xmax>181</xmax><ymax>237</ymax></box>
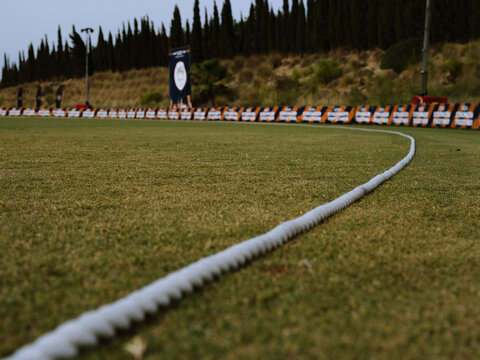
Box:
<box><xmin>380</xmin><ymin>38</ymin><xmax>422</xmax><ymax>74</ymax></box>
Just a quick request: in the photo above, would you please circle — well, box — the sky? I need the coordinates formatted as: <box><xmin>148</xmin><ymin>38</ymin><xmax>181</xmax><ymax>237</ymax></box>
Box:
<box><xmin>0</xmin><ymin>0</ymin><xmax>284</xmax><ymax>68</ymax></box>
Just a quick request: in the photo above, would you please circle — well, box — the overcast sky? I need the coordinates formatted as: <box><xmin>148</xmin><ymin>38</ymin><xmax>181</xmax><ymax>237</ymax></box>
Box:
<box><xmin>0</xmin><ymin>0</ymin><xmax>284</xmax><ymax>68</ymax></box>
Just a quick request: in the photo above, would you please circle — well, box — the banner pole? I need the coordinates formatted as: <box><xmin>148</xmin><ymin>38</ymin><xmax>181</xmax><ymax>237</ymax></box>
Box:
<box><xmin>81</xmin><ymin>28</ymin><xmax>94</xmax><ymax>106</ymax></box>
<box><xmin>421</xmin><ymin>0</ymin><xmax>431</xmax><ymax>97</ymax></box>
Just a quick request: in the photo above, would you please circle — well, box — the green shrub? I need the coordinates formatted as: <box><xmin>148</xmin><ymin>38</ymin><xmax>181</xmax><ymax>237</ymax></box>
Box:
<box><xmin>301</xmin><ymin>65</ymin><xmax>315</xmax><ymax>77</ymax></box>
<box><xmin>267</xmin><ymin>53</ymin><xmax>282</xmax><ymax>69</ymax></box>
<box><xmin>348</xmin><ymin>59</ymin><xmax>363</xmax><ymax>71</ymax></box>
<box><xmin>257</xmin><ymin>63</ymin><xmax>273</xmax><ymax>78</ymax></box>
<box><xmin>341</xmin><ymin>75</ymin><xmax>354</xmax><ymax>86</ymax></box>
<box><xmin>291</xmin><ymin>69</ymin><xmax>301</xmax><ymax>81</ymax></box>
<box><xmin>44</xmin><ymin>85</ymin><xmax>54</xmax><ymax>95</ymax></box>
<box><xmin>215</xmin><ymin>95</ymin><xmax>230</xmax><ymax>106</ymax></box>
<box><xmin>380</xmin><ymin>38</ymin><xmax>422</xmax><ymax>73</ymax></box>
<box><xmin>312</xmin><ymin>59</ymin><xmax>343</xmax><ymax>85</ymax></box>
<box><xmin>368</xmin><ymin>74</ymin><xmax>413</xmax><ymax>105</ymax></box>
<box><xmin>243</xmin><ymin>87</ymin><xmax>263</xmax><ymax>106</ymax></box>
<box><xmin>45</xmin><ymin>94</ymin><xmax>54</xmax><ymax>106</ymax></box>
<box><xmin>139</xmin><ymin>90</ymin><xmax>163</xmax><ymax>106</ymax></box>
<box><xmin>442</xmin><ymin>57</ymin><xmax>463</xmax><ymax>81</ymax></box>
<box><xmin>347</xmin><ymin>87</ymin><xmax>367</xmax><ymax>105</ymax></box>
<box><xmin>253</xmin><ymin>75</ymin><xmax>263</xmax><ymax>88</ymax></box>
<box><xmin>275</xmin><ymin>88</ymin><xmax>299</xmax><ymax>106</ymax></box>
<box><xmin>274</xmin><ymin>76</ymin><xmax>300</xmax><ymax>105</ymax></box>
<box><xmin>191</xmin><ymin>59</ymin><xmax>228</xmax><ymax>106</ymax></box>
<box><xmin>239</xmin><ymin>68</ymin><xmax>254</xmax><ymax>82</ymax></box>
<box><xmin>232</xmin><ymin>55</ymin><xmax>246</xmax><ymax>73</ymax></box>
<box><xmin>434</xmin><ymin>78</ymin><xmax>480</xmax><ymax>102</ymax></box>
<box><xmin>465</xmin><ymin>46</ymin><xmax>480</xmax><ymax>75</ymax></box>
<box><xmin>369</xmin><ymin>75</ymin><xmax>395</xmax><ymax>105</ymax></box>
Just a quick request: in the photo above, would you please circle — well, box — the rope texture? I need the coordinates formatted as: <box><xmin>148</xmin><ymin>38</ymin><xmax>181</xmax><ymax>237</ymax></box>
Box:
<box><xmin>6</xmin><ymin>125</ymin><xmax>415</xmax><ymax>360</ymax></box>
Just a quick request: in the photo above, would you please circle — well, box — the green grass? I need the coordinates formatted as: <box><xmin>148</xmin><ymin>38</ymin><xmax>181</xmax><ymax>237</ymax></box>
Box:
<box><xmin>0</xmin><ymin>118</ymin><xmax>479</xmax><ymax>359</ymax></box>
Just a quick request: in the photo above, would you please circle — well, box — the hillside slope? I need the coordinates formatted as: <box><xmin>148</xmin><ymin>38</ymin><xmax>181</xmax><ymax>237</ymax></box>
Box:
<box><xmin>0</xmin><ymin>41</ymin><xmax>479</xmax><ymax>108</ymax></box>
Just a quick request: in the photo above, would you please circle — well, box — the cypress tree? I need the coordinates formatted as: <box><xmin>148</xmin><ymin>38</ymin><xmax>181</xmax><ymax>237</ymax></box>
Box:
<box><xmin>283</xmin><ymin>0</ymin><xmax>289</xmax><ymax>21</ymax></box>
<box><xmin>366</xmin><ymin>0</ymin><xmax>378</xmax><ymax>48</ymax></box>
<box><xmin>147</xmin><ymin>17</ymin><xmax>155</xmax><ymax>67</ymax></box>
<box><xmin>454</xmin><ymin>0</ymin><xmax>470</xmax><ymax>43</ymax></box>
<box><xmin>275</xmin><ymin>10</ymin><xmax>283</xmax><ymax>52</ymax></box>
<box><xmin>296</xmin><ymin>0</ymin><xmax>306</xmax><ymax>53</ymax></box>
<box><xmin>221</xmin><ymin>0</ymin><xmax>236</xmax><ymax>57</ymax></box>
<box><xmin>133</xmin><ymin>18</ymin><xmax>139</xmax><ymax>38</ymax></box>
<box><xmin>341</xmin><ymin>0</ymin><xmax>353</xmax><ymax>47</ymax></box>
<box><xmin>115</xmin><ymin>31</ymin><xmax>123</xmax><ymax>71</ymax></box>
<box><xmin>350</xmin><ymin>0</ymin><xmax>367</xmax><ymax>49</ymax></box>
<box><xmin>238</xmin><ymin>15</ymin><xmax>246</xmax><ymax>54</ymax></box>
<box><xmin>38</xmin><ymin>38</ymin><xmax>47</xmax><ymax>80</ymax></box>
<box><xmin>140</xmin><ymin>18</ymin><xmax>150</xmax><ymax>67</ymax></box>
<box><xmin>120</xmin><ymin>24</ymin><xmax>128</xmax><ymax>70</ymax></box>
<box><xmin>317</xmin><ymin>0</ymin><xmax>330</xmax><ymax>51</ymax></box>
<box><xmin>191</xmin><ymin>0</ymin><xmax>203</xmax><ymax>62</ymax></box>
<box><xmin>44</xmin><ymin>36</ymin><xmax>51</xmax><ymax>79</ymax></box>
<box><xmin>306</xmin><ymin>0</ymin><xmax>316</xmax><ymax>52</ymax></box>
<box><xmin>263</xmin><ymin>1</ymin><xmax>272</xmax><ymax>52</ymax></box>
<box><xmin>107</xmin><ymin>32</ymin><xmax>115</xmax><ymax>71</ymax></box>
<box><xmin>17</xmin><ymin>52</ymin><xmax>24</xmax><ymax>84</ymax></box>
<box><xmin>290</xmin><ymin>0</ymin><xmax>298</xmax><ymax>52</ymax></box>
<box><xmin>268</xmin><ymin>9</ymin><xmax>276</xmax><ymax>53</ymax></box>
<box><xmin>404</xmin><ymin>0</ymin><xmax>419</xmax><ymax>40</ymax></box>
<box><xmin>50</xmin><ymin>45</ymin><xmax>56</xmax><ymax>81</ymax></box>
<box><xmin>170</xmin><ymin>5</ymin><xmax>185</xmax><ymax>49</ymax></box>
<box><xmin>244</xmin><ymin>4</ymin><xmax>256</xmax><ymax>55</ymax></box>
<box><xmin>127</xmin><ymin>22</ymin><xmax>134</xmax><ymax>69</ymax></box>
<box><xmin>281</xmin><ymin>0</ymin><xmax>290</xmax><ymax>53</ymax></box>
<box><xmin>431</xmin><ymin>0</ymin><xmax>448</xmax><ymax>43</ymax></box>
<box><xmin>12</xmin><ymin>64</ymin><xmax>19</xmax><ymax>87</ymax></box>
<box><xmin>22</xmin><ymin>52</ymin><xmax>27</xmax><ymax>83</ymax></box>
<box><xmin>327</xmin><ymin>0</ymin><xmax>337</xmax><ymax>49</ymax></box>
<box><xmin>393</xmin><ymin>0</ymin><xmax>406</xmax><ymax>44</ymax></box>
<box><xmin>2</xmin><ymin>54</ymin><xmax>9</xmax><ymax>88</ymax></box>
<box><xmin>254</xmin><ymin>0</ymin><xmax>265</xmax><ymax>52</ymax></box>
<box><xmin>155</xmin><ymin>29</ymin><xmax>162</xmax><ymax>67</ymax></box>
<box><xmin>263</xmin><ymin>0</ymin><xmax>270</xmax><ymax>51</ymax></box>
<box><xmin>212</xmin><ymin>1</ymin><xmax>221</xmax><ymax>58</ymax></box>
<box><xmin>133</xmin><ymin>18</ymin><xmax>142</xmax><ymax>68</ymax></box>
<box><xmin>70</xmin><ymin>25</ymin><xmax>86</xmax><ymax>78</ymax></box>
<box><xmin>57</xmin><ymin>26</ymin><xmax>64</xmax><ymax>78</ymax></box>
<box><xmin>203</xmin><ymin>9</ymin><xmax>210</xmax><ymax>60</ymax></box>
<box><xmin>259</xmin><ymin>0</ymin><xmax>269</xmax><ymax>53</ymax></box>
<box><xmin>3</xmin><ymin>61</ymin><xmax>12</xmax><ymax>87</ymax></box>
<box><xmin>63</xmin><ymin>40</ymin><xmax>72</xmax><ymax>79</ymax></box>
<box><xmin>471</xmin><ymin>0</ymin><xmax>480</xmax><ymax>39</ymax></box>
<box><xmin>185</xmin><ymin>20</ymin><xmax>191</xmax><ymax>46</ymax></box>
<box><xmin>138</xmin><ymin>18</ymin><xmax>148</xmax><ymax>67</ymax></box>
<box><xmin>377</xmin><ymin>0</ymin><xmax>397</xmax><ymax>49</ymax></box>
<box><xmin>334</xmin><ymin>1</ymin><xmax>345</xmax><ymax>46</ymax></box>
<box><xmin>95</xmin><ymin>26</ymin><xmax>106</xmax><ymax>71</ymax></box>
<box><xmin>160</xmin><ymin>23</ymin><xmax>169</xmax><ymax>65</ymax></box>
<box><xmin>147</xmin><ymin>20</ymin><xmax>158</xmax><ymax>66</ymax></box>
<box><xmin>3</xmin><ymin>58</ymin><xmax>10</xmax><ymax>87</ymax></box>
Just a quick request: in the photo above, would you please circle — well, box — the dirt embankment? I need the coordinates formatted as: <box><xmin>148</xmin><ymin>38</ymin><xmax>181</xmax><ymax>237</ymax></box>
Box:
<box><xmin>1</xmin><ymin>41</ymin><xmax>479</xmax><ymax>108</ymax></box>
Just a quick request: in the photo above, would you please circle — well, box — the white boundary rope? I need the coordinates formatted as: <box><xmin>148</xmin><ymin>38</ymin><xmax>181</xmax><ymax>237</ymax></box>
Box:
<box><xmin>5</xmin><ymin>124</ymin><xmax>415</xmax><ymax>360</ymax></box>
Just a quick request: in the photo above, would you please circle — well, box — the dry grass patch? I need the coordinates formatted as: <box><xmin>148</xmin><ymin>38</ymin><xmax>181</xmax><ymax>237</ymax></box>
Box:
<box><xmin>1</xmin><ymin>41</ymin><xmax>480</xmax><ymax>108</ymax></box>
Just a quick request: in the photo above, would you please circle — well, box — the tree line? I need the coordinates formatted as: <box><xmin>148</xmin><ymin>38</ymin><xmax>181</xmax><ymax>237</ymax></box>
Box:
<box><xmin>2</xmin><ymin>0</ymin><xmax>480</xmax><ymax>88</ymax></box>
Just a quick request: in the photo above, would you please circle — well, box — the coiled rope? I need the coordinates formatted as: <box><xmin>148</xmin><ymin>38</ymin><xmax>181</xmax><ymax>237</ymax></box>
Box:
<box><xmin>6</xmin><ymin>124</ymin><xmax>415</xmax><ymax>360</ymax></box>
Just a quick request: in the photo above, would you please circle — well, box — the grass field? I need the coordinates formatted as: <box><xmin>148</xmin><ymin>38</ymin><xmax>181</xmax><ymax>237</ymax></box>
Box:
<box><xmin>1</xmin><ymin>118</ymin><xmax>479</xmax><ymax>359</ymax></box>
